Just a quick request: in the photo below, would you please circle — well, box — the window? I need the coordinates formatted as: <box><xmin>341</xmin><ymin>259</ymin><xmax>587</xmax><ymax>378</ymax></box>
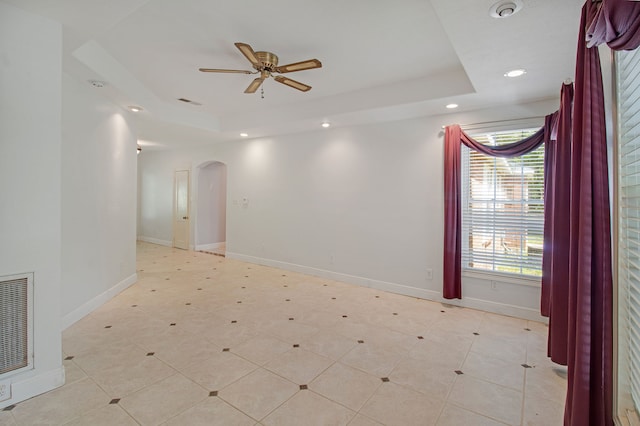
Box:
<box><xmin>461</xmin><ymin>129</ymin><xmax>544</xmax><ymax>277</ymax></box>
<box><xmin>617</xmin><ymin>46</ymin><xmax>640</xmax><ymax>422</ymax></box>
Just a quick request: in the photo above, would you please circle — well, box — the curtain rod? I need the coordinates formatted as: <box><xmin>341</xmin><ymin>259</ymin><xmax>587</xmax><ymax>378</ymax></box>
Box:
<box><xmin>441</xmin><ymin>115</ymin><xmax>546</xmax><ymax>130</ymax></box>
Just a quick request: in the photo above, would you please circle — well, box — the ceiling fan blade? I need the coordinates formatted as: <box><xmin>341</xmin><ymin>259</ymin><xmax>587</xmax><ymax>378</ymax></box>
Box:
<box><xmin>235</xmin><ymin>42</ymin><xmax>259</xmax><ymax>67</ymax></box>
<box><xmin>199</xmin><ymin>68</ymin><xmax>253</xmax><ymax>74</ymax></box>
<box><xmin>275</xmin><ymin>59</ymin><xmax>322</xmax><ymax>74</ymax></box>
<box><xmin>245</xmin><ymin>77</ymin><xmax>265</xmax><ymax>94</ymax></box>
<box><xmin>274</xmin><ymin>75</ymin><xmax>312</xmax><ymax>92</ymax></box>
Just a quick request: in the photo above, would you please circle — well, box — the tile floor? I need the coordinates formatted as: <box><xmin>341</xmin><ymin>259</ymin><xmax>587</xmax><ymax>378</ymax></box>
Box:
<box><xmin>1</xmin><ymin>242</ymin><xmax>567</xmax><ymax>425</ymax></box>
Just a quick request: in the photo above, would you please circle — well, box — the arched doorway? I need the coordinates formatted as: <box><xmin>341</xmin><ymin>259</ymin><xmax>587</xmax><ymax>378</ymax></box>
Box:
<box><xmin>195</xmin><ymin>161</ymin><xmax>227</xmax><ymax>255</ymax></box>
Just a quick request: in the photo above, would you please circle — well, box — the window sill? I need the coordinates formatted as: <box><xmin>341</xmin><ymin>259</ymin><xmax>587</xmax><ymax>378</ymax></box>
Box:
<box><xmin>462</xmin><ymin>269</ymin><xmax>541</xmax><ymax>288</ymax></box>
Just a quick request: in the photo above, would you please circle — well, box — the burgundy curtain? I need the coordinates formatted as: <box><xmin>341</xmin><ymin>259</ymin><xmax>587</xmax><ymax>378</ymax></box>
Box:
<box><xmin>562</xmin><ymin>0</ymin><xmax>640</xmax><ymax>424</ymax></box>
<box><xmin>541</xmin><ymin>83</ymin><xmax>574</xmax><ymax>367</ymax></box>
<box><xmin>586</xmin><ymin>0</ymin><xmax>640</xmax><ymax>50</ymax></box>
<box><xmin>443</xmin><ymin>125</ymin><xmax>547</xmax><ymax>299</ymax></box>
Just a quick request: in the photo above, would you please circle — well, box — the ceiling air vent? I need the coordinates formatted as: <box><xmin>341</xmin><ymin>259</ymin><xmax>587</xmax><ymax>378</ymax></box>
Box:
<box><xmin>177</xmin><ymin>98</ymin><xmax>202</xmax><ymax>106</ymax></box>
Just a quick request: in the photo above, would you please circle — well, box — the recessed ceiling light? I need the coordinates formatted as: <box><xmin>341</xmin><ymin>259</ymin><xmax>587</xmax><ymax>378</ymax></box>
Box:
<box><xmin>489</xmin><ymin>0</ymin><xmax>523</xmax><ymax>18</ymax></box>
<box><xmin>128</xmin><ymin>105</ymin><xmax>143</xmax><ymax>112</ymax></box>
<box><xmin>504</xmin><ymin>69</ymin><xmax>527</xmax><ymax>78</ymax></box>
<box><xmin>321</xmin><ymin>122</ymin><xmax>331</xmax><ymax>128</ymax></box>
<box><xmin>446</xmin><ymin>103</ymin><xmax>459</xmax><ymax>109</ymax></box>
<box><xmin>240</xmin><ymin>133</ymin><xmax>249</xmax><ymax>137</ymax></box>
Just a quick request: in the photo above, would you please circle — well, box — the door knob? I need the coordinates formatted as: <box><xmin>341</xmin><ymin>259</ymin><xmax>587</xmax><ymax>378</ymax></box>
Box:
<box><xmin>183</xmin><ymin>216</ymin><xmax>188</xmax><ymax>220</ymax></box>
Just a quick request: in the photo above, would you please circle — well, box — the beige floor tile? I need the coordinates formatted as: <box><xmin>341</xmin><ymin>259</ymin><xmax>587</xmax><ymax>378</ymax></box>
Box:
<box><xmin>390</xmin><ymin>357</ymin><xmax>458</xmax><ymax>400</ymax></box>
<box><xmin>524</xmin><ymin>364</ymin><xmax>567</xmax><ymax>404</ymax></box>
<box><xmin>232</xmin><ymin>336</ymin><xmax>293</xmax><ymax>366</ymax></box>
<box><xmin>0</xmin><ymin>411</ymin><xmax>16</xmax><ymax>426</ymax></box>
<box><xmin>262</xmin><ymin>320</ymin><xmax>321</xmax><ymax>344</ymax></box>
<box><xmin>149</xmin><ymin>333</ymin><xmax>223</xmax><ymax>371</ymax></box>
<box><xmin>436</xmin><ymin>403</ymin><xmax>507</xmax><ymax>426</ymax></box>
<box><xmin>11</xmin><ymin>378</ymin><xmax>109</xmax><ymax>425</ymax></box>
<box><xmin>295</xmin><ymin>309</ymin><xmax>342</xmax><ymax>329</ymax></box>
<box><xmin>347</xmin><ymin>414</ymin><xmax>383</xmax><ymax>426</ymax></box>
<box><xmin>119</xmin><ymin>373</ymin><xmax>208</xmax><ymax>425</ymax></box>
<box><xmin>360</xmin><ymin>382</ymin><xmax>444</xmax><ymax>426</ymax></box>
<box><xmin>526</xmin><ymin>320</ymin><xmax>549</xmax><ymax>336</ymax></box>
<box><xmin>309</xmin><ymin>362</ymin><xmax>382</xmax><ymax>411</ymax></box>
<box><xmin>180</xmin><ymin>351</ymin><xmax>258</xmax><ymax>391</ymax></box>
<box><xmin>461</xmin><ymin>350</ymin><xmax>525</xmax><ymax>391</ymax></box>
<box><xmin>333</xmin><ymin>321</ymin><xmax>417</xmax><ymax>351</ymax></box>
<box><xmin>421</xmin><ymin>324</ymin><xmax>475</xmax><ymax>354</ymax></box>
<box><xmin>470</xmin><ymin>334</ymin><xmax>527</xmax><ymax>364</ymax></box>
<box><xmin>162</xmin><ymin>397</ymin><xmax>256</xmax><ymax>426</ymax></box>
<box><xmin>62</xmin><ymin>321</ymin><xmax>132</xmax><ymax>357</ymax></box>
<box><xmin>340</xmin><ymin>342</ymin><xmax>406</xmax><ymax>377</ymax></box>
<box><xmin>89</xmin><ymin>355</ymin><xmax>176</xmax><ymax>397</ymax></box>
<box><xmin>218</xmin><ymin>368</ymin><xmax>298</xmax><ymax>421</ymax></box>
<box><xmin>406</xmin><ymin>338</ymin><xmax>467</xmax><ymax>368</ymax></box>
<box><xmin>262</xmin><ymin>391</ymin><xmax>355</xmax><ymax>426</ymax></box>
<box><xmin>299</xmin><ymin>330</ymin><xmax>359</xmax><ymax>360</ymax></box>
<box><xmin>63</xmin><ymin>359</ymin><xmax>87</xmax><ymax>385</ymax></box>
<box><xmin>199</xmin><ymin>323</ymin><xmax>261</xmax><ymax>348</ymax></box>
<box><xmin>525</xmin><ymin>330</ymin><xmax>550</xmax><ymax>364</ymax></box>
<box><xmin>63</xmin><ymin>404</ymin><xmax>138</xmax><ymax>426</ymax></box>
<box><xmin>448</xmin><ymin>375</ymin><xmax>522</xmax><ymax>425</ymax></box>
<box><xmin>523</xmin><ymin>394</ymin><xmax>565</xmax><ymax>425</ymax></box>
<box><xmin>264</xmin><ymin>348</ymin><xmax>333</xmax><ymax>385</ymax></box>
<box><xmin>71</xmin><ymin>341</ymin><xmax>147</xmax><ymax>375</ymax></box>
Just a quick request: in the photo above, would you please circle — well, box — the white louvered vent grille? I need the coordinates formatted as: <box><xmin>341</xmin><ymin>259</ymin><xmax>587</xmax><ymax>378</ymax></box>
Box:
<box><xmin>0</xmin><ymin>275</ymin><xmax>30</xmax><ymax>375</ymax></box>
<box><xmin>618</xmin><ymin>46</ymin><xmax>640</xmax><ymax>418</ymax></box>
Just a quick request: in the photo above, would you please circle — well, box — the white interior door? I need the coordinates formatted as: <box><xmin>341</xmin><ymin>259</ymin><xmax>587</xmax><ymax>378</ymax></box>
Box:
<box><xmin>173</xmin><ymin>169</ymin><xmax>190</xmax><ymax>250</ymax></box>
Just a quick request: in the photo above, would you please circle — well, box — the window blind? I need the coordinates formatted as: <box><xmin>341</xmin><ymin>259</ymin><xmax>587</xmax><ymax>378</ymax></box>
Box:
<box><xmin>461</xmin><ymin>129</ymin><xmax>544</xmax><ymax>277</ymax></box>
<box><xmin>618</xmin><ymin>46</ymin><xmax>640</xmax><ymax>417</ymax></box>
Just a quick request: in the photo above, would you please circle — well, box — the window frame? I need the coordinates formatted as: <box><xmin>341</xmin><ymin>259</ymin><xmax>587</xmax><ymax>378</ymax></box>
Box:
<box><xmin>459</xmin><ymin>127</ymin><xmax>545</xmax><ymax>283</ymax></box>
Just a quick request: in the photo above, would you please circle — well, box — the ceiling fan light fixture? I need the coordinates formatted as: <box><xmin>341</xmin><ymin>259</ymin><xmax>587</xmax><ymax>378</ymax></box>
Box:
<box><xmin>200</xmin><ymin>42</ymin><xmax>321</xmax><ymax>94</ymax></box>
<box><xmin>489</xmin><ymin>0</ymin><xmax>523</xmax><ymax>18</ymax></box>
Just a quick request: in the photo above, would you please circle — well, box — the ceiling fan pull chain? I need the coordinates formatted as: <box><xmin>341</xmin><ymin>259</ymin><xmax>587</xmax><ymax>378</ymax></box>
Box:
<box><xmin>261</xmin><ymin>86</ymin><xmax>264</xmax><ymax>99</ymax></box>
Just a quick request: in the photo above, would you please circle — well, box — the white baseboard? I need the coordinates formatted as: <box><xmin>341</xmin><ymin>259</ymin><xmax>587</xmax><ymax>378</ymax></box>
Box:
<box><xmin>61</xmin><ymin>273</ymin><xmax>138</xmax><ymax>330</ymax></box>
<box><xmin>137</xmin><ymin>236</ymin><xmax>172</xmax><ymax>247</ymax></box>
<box><xmin>0</xmin><ymin>366</ymin><xmax>65</xmax><ymax>410</ymax></box>
<box><xmin>195</xmin><ymin>242</ymin><xmax>225</xmax><ymax>251</ymax></box>
<box><xmin>225</xmin><ymin>252</ymin><xmax>546</xmax><ymax>322</ymax></box>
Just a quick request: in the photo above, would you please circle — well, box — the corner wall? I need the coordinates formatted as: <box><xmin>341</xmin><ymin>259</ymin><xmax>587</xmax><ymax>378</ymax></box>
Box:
<box><xmin>60</xmin><ymin>74</ymin><xmax>138</xmax><ymax>328</ymax></box>
<box><xmin>0</xmin><ymin>2</ymin><xmax>64</xmax><ymax>408</ymax></box>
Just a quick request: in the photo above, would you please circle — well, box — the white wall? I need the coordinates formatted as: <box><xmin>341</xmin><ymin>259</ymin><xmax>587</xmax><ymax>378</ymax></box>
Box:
<box><xmin>138</xmin><ymin>98</ymin><xmax>560</xmax><ymax>321</ymax></box>
<box><xmin>195</xmin><ymin>162</ymin><xmax>227</xmax><ymax>249</ymax></box>
<box><xmin>138</xmin><ymin>151</ymin><xmax>193</xmax><ymax>246</ymax></box>
<box><xmin>60</xmin><ymin>73</ymin><xmax>138</xmax><ymax>328</ymax></box>
<box><xmin>0</xmin><ymin>2</ymin><xmax>64</xmax><ymax>408</ymax></box>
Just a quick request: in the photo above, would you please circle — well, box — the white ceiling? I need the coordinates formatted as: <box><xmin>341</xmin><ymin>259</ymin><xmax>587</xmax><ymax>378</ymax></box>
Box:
<box><xmin>4</xmin><ymin>0</ymin><xmax>583</xmax><ymax>148</ymax></box>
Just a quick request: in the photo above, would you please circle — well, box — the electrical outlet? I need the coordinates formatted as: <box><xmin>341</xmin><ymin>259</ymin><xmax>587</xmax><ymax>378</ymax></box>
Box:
<box><xmin>0</xmin><ymin>379</ymin><xmax>11</xmax><ymax>402</ymax></box>
<box><xmin>426</xmin><ymin>269</ymin><xmax>433</xmax><ymax>280</ymax></box>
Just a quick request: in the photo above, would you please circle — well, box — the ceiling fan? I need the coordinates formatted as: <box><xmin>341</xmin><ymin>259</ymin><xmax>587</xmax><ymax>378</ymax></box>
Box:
<box><xmin>199</xmin><ymin>42</ymin><xmax>322</xmax><ymax>94</ymax></box>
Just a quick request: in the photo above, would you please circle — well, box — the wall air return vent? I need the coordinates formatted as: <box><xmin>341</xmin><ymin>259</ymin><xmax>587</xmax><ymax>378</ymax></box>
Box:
<box><xmin>0</xmin><ymin>273</ymin><xmax>33</xmax><ymax>377</ymax></box>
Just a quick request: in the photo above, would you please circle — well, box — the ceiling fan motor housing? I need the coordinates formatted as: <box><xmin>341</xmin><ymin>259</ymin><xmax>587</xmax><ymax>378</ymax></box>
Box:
<box><xmin>255</xmin><ymin>51</ymin><xmax>279</xmax><ymax>71</ymax></box>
